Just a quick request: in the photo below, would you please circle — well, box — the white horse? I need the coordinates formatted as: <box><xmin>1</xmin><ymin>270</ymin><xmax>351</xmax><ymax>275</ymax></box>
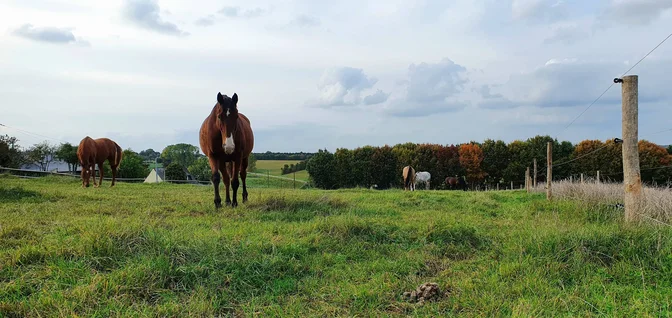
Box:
<box><xmin>415</xmin><ymin>171</ymin><xmax>431</xmax><ymax>190</ymax></box>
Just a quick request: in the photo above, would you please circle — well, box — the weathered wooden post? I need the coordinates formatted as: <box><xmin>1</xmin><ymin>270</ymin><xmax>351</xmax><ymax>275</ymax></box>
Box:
<box><xmin>533</xmin><ymin>158</ymin><xmax>537</xmax><ymax>189</ymax></box>
<box><xmin>616</xmin><ymin>75</ymin><xmax>642</xmax><ymax>223</ymax></box>
<box><xmin>525</xmin><ymin>167</ymin><xmax>530</xmax><ymax>193</ymax></box>
<box><xmin>596</xmin><ymin>171</ymin><xmax>600</xmax><ymax>184</ymax></box>
<box><xmin>511</xmin><ymin>181</ymin><xmax>514</xmax><ymax>191</ymax></box>
<box><xmin>497</xmin><ymin>183</ymin><xmax>499</xmax><ymax>191</ymax></box>
<box><xmin>580</xmin><ymin>173</ymin><xmax>584</xmax><ymax>183</ymax></box>
<box><xmin>547</xmin><ymin>142</ymin><xmax>553</xmax><ymax>200</ymax></box>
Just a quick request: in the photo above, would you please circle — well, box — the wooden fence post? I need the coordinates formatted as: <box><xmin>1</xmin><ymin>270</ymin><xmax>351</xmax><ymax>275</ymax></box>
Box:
<box><xmin>525</xmin><ymin>167</ymin><xmax>530</xmax><ymax>193</ymax></box>
<box><xmin>580</xmin><ymin>173</ymin><xmax>584</xmax><ymax>183</ymax></box>
<box><xmin>596</xmin><ymin>171</ymin><xmax>600</xmax><ymax>184</ymax></box>
<box><xmin>547</xmin><ymin>142</ymin><xmax>553</xmax><ymax>200</ymax></box>
<box><xmin>511</xmin><ymin>181</ymin><xmax>514</xmax><ymax>191</ymax></box>
<box><xmin>497</xmin><ymin>183</ymin><xmax>499</xmax><ymax>191</ymax></box>
<box><xmin>617</xmin><ymin>75</ymin><xmax>642</xmax><ymax>223</ymax></box>
<box><xmin>533</xmin><ymin>158</ymin><xmax>537</xmax><ymax>189</ymax></box>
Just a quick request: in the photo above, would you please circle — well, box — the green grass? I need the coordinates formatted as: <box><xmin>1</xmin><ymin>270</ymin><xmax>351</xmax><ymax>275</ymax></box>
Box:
<box><xmin>254</xmin><ymin>160</ymin><xmax>309</xmax><ymax>181</ymax></box>
<box><xmin>1</xmin><ymin>175</ymin><xmax>671</xmax><ymax>317</ymax></box>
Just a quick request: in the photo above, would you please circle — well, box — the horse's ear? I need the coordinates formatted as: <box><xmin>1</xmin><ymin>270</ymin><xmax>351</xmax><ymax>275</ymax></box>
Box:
<box><xmin>232</xmin><ymin>93</ymin><xmax>238</xmax><ymax>106</ymax></box>
<box><xmin>217</xmin><ymin>92</ymin><xmax>224</xmax><ymax>105</ymax></box>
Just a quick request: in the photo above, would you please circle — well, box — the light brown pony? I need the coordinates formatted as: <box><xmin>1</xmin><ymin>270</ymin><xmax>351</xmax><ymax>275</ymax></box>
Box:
<box><xmin>402</xmin><ymin>165</ymin><xmax>415</xmax><ymax>191</ymax></box>
<box><xmin>77</xmin><ymin>136</ymin><xmax>123</xmax><ymax>188</ymax></box>
<box><xmin>199</xmin><ymin>92</ymin><xmax>254</xmax><ymax>208</ymax></box>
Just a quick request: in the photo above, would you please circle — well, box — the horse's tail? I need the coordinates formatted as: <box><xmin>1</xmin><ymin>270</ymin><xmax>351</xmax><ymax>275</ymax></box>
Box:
<box><xmin>404</xmin><ymin>166</ymin><xmax>412</xmax><ymax>189</ymax></box>
<box><xmin>114</xmin><ymin>143</ymin><xmax>123</xmax><ymax>169</ymax></box>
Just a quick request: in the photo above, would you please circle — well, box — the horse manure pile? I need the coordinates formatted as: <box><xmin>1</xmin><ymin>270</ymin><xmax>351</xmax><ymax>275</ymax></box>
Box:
<box><xmin>401</xmin><ymin>282</ymin><xmax>444</xmax><ymax>305</ymax></box>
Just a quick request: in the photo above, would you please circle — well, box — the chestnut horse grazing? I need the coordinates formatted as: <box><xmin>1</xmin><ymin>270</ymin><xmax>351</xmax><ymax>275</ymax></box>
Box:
<box><xmin>199</xmin><ymin>92</ymin><xmax>254</xmax><ymax>208</ymax></box>
<box><xmin>402</xmin><ymin>166</ymin><xmax>416</xmax><ymax>191</ymax></box>
<box><xmin>77</xmin><ymin>136</ymin><xmax>123</xmax><ymax>188</ymax></box>
<box><xmin>445</xmin><ymin>176</ymin><xmax>467</xmax><ymax>191</ymax></box>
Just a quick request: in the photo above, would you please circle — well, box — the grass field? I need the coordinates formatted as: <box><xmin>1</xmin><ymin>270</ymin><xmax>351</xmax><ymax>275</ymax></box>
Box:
<box><xmin>1</xmin><ymin>175</ymin><xmax>672</xmax><ymax>317</ymax></box>
<box><xmin>254</xmin><ymin>160</ymin><xmax>309</xmax><ymax>182</ymax></box>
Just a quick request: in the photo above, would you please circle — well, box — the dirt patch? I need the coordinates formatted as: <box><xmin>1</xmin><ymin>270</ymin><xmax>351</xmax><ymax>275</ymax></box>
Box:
<box><xmin>401</xmin><ymin>282</ymin><xmax>446</xmax><ymax>305</ymax></box>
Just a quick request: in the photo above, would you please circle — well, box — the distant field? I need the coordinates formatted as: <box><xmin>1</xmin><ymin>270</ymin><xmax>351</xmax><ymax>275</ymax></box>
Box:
<box><xmin>1</xmin><ymin>175</ymin><xmax>671</xmax><ymax>316</ymax></box>
<box><xmin>254</xmin><ymin>160</ymin><xmax>309</xmax><ymax>181</ymax></box>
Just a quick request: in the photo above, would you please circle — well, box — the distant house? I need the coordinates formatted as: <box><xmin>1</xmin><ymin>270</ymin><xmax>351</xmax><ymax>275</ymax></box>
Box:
<box><xmin>144</xmin><ymin>168</ymin><xmax>165</xmax><ymax>183</ymax></box>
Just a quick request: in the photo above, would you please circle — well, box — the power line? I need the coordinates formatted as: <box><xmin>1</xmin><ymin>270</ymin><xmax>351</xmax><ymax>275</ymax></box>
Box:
<box><xmin>0</xmin><ymin>123</ymin><xmax>72</xmax><ymax>144</ymax></box>
<box><xmin>556</xmin><ymin>31</ymin><xmax>672</xmax><ymax>139</ymax></box>
<box><xmin>552</xmin><ymin>144</ymin><xmax>611</xmax><ymax>168</ymax></box>
<box><xmin>641</xmin><ymin>127</ymin><xmax>672</xmax><ymax>139</ymax></box>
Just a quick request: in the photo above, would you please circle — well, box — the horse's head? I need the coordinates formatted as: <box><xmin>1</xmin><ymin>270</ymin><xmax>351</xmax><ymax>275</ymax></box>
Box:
<box><xmin>216</xmin><ymin>92</ymin><xmax>239</xmax><ymax>154</ymax></box>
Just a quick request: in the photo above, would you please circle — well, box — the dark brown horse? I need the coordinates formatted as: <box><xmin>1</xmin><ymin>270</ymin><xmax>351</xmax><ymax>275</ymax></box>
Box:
<box><xmin>199</xmin><ymin>92</ymin><xmax>254</xmax><ymax>208</ymax></box>
<box><xmin>77</xmin><ymin>136</ymin><xmax>123</xmax><ymax>188</ymax></box>
<box><xmin>445</xmin><ymin>175</ymin><xmax>467</xmax><ymax>191</ymax></box>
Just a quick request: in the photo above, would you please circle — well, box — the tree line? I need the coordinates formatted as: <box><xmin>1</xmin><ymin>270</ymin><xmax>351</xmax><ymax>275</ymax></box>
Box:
<box><xmin>252</xmin><ymin>151</ymin><xmax>314</xmax><ymax>161</ymax></box>
<box><xmin>281</xmin><ymin>160</ymin><xmax>307</xmax><ymax>175</ymax></box>
<box><xmin>306</xmin><ymin>135</ymin><xmax>672</xmax><ymax>190</ymax></box>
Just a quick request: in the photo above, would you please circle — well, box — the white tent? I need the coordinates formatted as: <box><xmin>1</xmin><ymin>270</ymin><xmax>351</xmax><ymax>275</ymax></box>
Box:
<box><xmin>144</xmin><ymin>168</ymin><xmax>165</xmax><ymax>183</ymax></box>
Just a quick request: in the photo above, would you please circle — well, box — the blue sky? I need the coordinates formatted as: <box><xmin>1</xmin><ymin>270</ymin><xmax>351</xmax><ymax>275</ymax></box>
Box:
<box><xmin>1</xmin><ymin>0</ymin><xmax>671</xmax><ymax>153</ymax></box>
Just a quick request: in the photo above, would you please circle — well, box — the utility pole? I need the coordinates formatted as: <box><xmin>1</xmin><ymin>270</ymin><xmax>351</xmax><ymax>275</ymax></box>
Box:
<box><xmin>616</xmin><ymin>75</ymin><xmax>642</xmax><ymax>223</ymax></box>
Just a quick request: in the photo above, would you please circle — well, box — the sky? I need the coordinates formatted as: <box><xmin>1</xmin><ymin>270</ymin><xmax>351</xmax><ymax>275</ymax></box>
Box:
<box><xmin>1</xmin><ymin>0</ymin><xmax>671</xmax><ymax>153</ymax></box>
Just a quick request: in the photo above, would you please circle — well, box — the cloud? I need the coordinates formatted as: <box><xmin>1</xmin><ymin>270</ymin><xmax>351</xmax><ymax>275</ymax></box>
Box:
<box><xmin>382</xmin><ymin>57</ymin><xmax>470</xmax><ymax>117</ymax></box>
<box><xmin>293</xmin><ymin>14</ymin><xmax>320</xmax><ymax>28</ymax></box>
<box><xmin>363</xmin><ymin>89</ymin><xmax>390</xmax><ymax>105</ymax></box>
<box><xmin>543</xmin><ymin>23</ymin><xmax>586</xmax><ymax>45</ymax></box>
<box><xmin>311</xmin><ymin>67</ymin><xmax>378</xmax><ymax>107</ymax></box>
<box><xmin>194</xmin><ymin>15</ymin><xmax>215</xmax><ymax>27</ymax></box>
<box><xmin>602</xmin><ymin>0</ymin><xmax>672</xmax><ymax>25</ymax></box>
<box><xmin>122</xmin><ymin>0</ymin><xmax>188</xmax><ymax>36</ymax></box>
<box><xmin>11</xmin><ymin>24</ymin><xmax>89</xmax><ymax>46</ymax></box>
<box><xmin>476</xmin><ymin>84</ymin><xmax>517</xmax><ymax>109</ymax></box>
<box><xmin>512</xmin><ymin>0</ymin><xmax>568</xmax><ymax>23</ymax></box>
<box><xmin>218</xmin><ymin>6</ymin><xmax>267</xmax><ymax>18</ymax></box>
<box><xmin>488</xmin><ymin>57</ymin><xmax>672</xmax><ymax>110</ymax></box>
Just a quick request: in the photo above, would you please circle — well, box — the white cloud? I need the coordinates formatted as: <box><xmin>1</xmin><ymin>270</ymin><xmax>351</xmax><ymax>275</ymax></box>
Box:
<box><xmin>310</xmin><ymin>67</ymin><xmax>379</xmax><ymax>107</ymax></box>
<box><xmin>602</xmin><ymin>0</ymin><xmax>672</xmax><ymax>25</ymax></box>
<box><xmin>122</xmin><ymin>0</ymin><xmax>188</xmax><ymax>36</ymax></box>
<box><xmin>11</xmin><ymin>23</ymin><xmax>89</xmax><ymax>46</ymax></box>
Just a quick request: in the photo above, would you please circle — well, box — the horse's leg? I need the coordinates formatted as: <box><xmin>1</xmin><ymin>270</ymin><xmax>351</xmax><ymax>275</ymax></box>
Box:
<box><xmin>81</xmin><ymin>163</ymin><xmax>87</xmax><ymax>188</ymax></box>
<box><xmin>218</xmin><ymin>161</ymin><xmax>232</xmax><ymax>206</ymax></box>
<box><xmin>96</xmin><ymin>161</ymin><xmax>104</xmax><ymax>187</ymax></box>
<box><xmin>110</xmin><ymin>161</ymin><xmax>117</xmax><ymax>187</ymax></box>
<box><xmin>209</xmin><ymin>157</ymin><xmax>222</xmax><ymax>208</ymax></box>
<box><xmin>241</xmin><ymin>157</ymin><xmax>249</xmax><ymax>203</ymax></box>
<box><xmin>230</xmin><ymin>159</ymin><xmax>241</xmax><ymax>208</ymax></box>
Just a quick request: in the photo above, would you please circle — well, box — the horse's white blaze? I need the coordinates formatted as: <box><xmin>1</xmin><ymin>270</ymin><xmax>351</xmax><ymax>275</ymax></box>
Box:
<box><xmin>224</xmin><ymin>136</ymin><xmax>235</xmax><ymax>154</ymax></box>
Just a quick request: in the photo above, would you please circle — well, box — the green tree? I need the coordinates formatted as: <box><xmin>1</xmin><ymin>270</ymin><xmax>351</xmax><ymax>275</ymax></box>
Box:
<box><xmin>165</xmin><ymin>162</ymin><xmax>187</xmax><ymax>180</ymax></box>
<box><xmin>481</xmin><ymin>139</ymin><xmax>509</xmax><ymax>184</ymax></box>
<box><xmin>247</xmin><ymin>153</ymin><xmax>257</xmax><ymax>172</ymax></box>
<box><xmin>55</xmin><ymin>142</ymin><xmax>79</xmax><ymax>173</ymax></box>
<box><xmin>306</xmin><ymin>149</ymin><xmax>336</xmax><ymax>189</ymax></box>
<box><xmin>667</xmin><ymin>145</ymin><xmax>672</xmax><ymax>155</ymax></box>
<box><xmin>0</xmin><ymin>134</ymin><xmax>25</xmax><ymax>168</ymax></box>
<box><xmin>370</xmin><ymin>145</ymin><xmax>398</xmax><ymax>189</ymax></box>
<box><xmin>139</xmin><ymin>148</ymin><xmax>161</xmax><ymax>161</ymax></box>
<box><xmin>117</xmin><ymin>149</ymin><xmax>149</xmax><ymax>178</ymax></box>
<box><xmin>351</xmin><ymin>146</ymin><xmax>375</xmax><ymax>187</ymax></box>
<box><xmin>189</xmin><ymin>156</ymin><xmax>212</xmax><ymax>182</ymax></box>
<box><xmin>26</xmin><ymin>141</ymin><xmax>57</xmax><ymax>171</ymax></box>
<box><xmin>160</xmin><ymin>143</ymin><xmax>200</xmax><ymax>168</ymax></box>
<box><xmin>333</xmin><ymin>148</ymin><xmax>355</xmax><ymax>188</ymax></box>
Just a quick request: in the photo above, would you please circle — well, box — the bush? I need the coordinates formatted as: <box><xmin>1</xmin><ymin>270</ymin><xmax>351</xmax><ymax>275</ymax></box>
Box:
<box><xmin>306</xmin><ymin>149</ymin><xmax>336</xmax><ymax>189</ymax></box>
<box><xmin>165</xmin><ymin>163</ymin><xmax>187</xmax><ymax>181</ymax></box>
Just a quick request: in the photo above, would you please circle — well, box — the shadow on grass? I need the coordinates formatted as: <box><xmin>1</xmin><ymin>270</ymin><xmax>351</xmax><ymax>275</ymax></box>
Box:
<box><xmin>0</xmin><ymin>186</ymin><xmax>44</xmax><ymax>203</ymax></box>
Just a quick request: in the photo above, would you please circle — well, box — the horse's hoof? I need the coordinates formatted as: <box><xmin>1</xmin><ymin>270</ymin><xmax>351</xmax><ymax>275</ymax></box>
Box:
<box><xmin>231</xmin><ymin>201</ymin><xmax>238</xmax><ymax>208</ymax></box>
<box><xmin>225</xmin><ymin>201</ymin><xmax>231</xmax><ymax>206</ymax></box>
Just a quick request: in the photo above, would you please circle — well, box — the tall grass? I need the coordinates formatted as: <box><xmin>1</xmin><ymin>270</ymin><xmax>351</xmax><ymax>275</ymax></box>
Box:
<box><xmin>537</xmin><ymin>179</ymin><xmax>672</xmax><ymax>224</ymax></box>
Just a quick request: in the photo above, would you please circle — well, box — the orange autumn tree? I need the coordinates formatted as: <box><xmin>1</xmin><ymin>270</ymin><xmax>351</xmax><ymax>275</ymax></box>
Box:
<box><xmin>459</xmin><ymin>143</ymin><xmax>487</xmax><ymax>186</ymax></box>
<box><xmin>638</xmin><ymin>140</ymin><xmax>672</xmax><ymax>183</ymax></box>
